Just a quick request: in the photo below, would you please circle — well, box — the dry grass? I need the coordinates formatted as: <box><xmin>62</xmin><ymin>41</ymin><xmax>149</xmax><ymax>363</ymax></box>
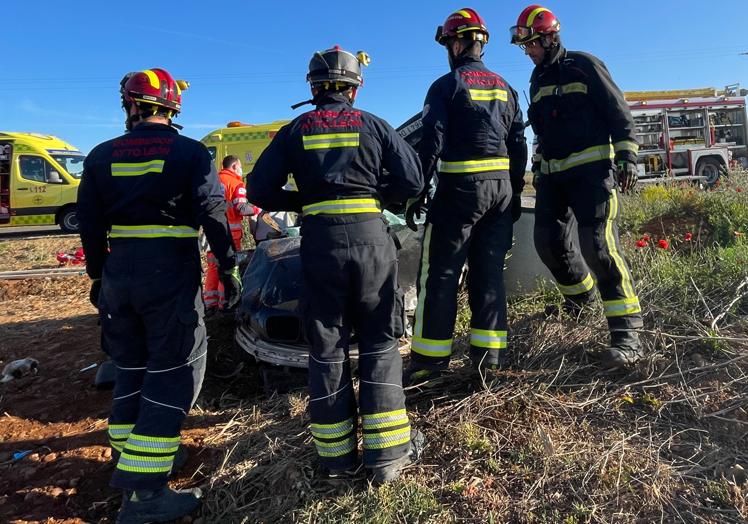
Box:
<box><xmin>197</xmin><ymin>173</ymin><xmax>748</xmax><ymax>523</ymax></box>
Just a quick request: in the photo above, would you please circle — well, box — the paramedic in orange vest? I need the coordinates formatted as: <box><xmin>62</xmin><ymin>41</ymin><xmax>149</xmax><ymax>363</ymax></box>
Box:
<box><xmin>204</xmin><ymin>155</ymin><xmax>258</xmax><ymax>312</ymax></box>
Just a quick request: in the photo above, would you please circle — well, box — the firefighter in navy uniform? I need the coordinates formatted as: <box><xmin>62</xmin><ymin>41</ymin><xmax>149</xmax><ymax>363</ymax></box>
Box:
<box><xmin>78</xmin><ymin>68</ymin><xmax>241</xmax><ymax>523</ymax></box>
<box><xmin>404</xmin><ymin>8</ymin><xmax>528</xmax><ymax>382</ymax></box>
<box><xmin>510</xmin><ymin>5</ymin><xmax>644</xmax><ymax>368</ymax></box>
<box><xmin>247</xmin><ymin>46</ymin><xmax>425</xmax><ymax>484</ymax></box>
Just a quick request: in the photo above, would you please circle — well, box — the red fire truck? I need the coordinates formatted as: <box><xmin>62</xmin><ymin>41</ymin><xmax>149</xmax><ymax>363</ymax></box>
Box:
<box><xmin>625</xmin><ymin>85</ymin><xmax>748</xmax><ymax>186</ymax></box>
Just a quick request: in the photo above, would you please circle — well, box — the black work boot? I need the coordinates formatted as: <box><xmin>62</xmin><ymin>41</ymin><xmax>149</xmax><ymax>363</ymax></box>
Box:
<box><xmin>598</xmin><ymin>330</ymin><xmax>643</xmax><ymax>369</ymax></box>
<box><xmin>116</xmin><ymin>486</ymin><xmax>202</xmax><ymax>524</ymax></box>
<box><xmin>323</xmin><ymin>462</ymin><xmax>365</xmax><ymax>480</ymax></box>
<box><xmin>369</xmin><ymin>429</ymin><xmax>426</xmax><ymax>486</ymax></box>
<box><xmin>470</xmin><ymin>348</ymin><xmax>508</xmax><ymax>371</ymax></box>
<box><xmin>545</xmin><ymin>291</ymin><xmax>596</xmax><ymax>320</ymax></box>
<box><xmin>112</xmin><ymin>445</ymin><xmax>189</xmax><ymax>478</ymax></box>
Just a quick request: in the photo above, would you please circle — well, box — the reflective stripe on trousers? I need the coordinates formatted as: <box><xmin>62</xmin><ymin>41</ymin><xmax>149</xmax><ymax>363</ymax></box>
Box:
<box><xmin>557</xmin><ymin>273</ymin><xmax>595</xmax><ymax>296</ymax></box>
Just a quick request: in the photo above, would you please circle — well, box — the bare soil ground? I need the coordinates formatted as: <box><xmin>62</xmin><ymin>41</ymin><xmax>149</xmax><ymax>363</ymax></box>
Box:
<box><xmin>0</xmin><ymin>236</ymin><xmax>245</xmax><ymax>523</ymax></box>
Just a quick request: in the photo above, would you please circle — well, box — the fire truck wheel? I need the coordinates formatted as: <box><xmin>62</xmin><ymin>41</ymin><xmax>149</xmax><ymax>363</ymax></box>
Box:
<box><xmin>696</xmin><ymin>158</ymin><xmax>722</xmax><ymax>188</ymax></box>
<box><xmin>58</xmin><ymin>206</ymin><xmax>80</xmax><ymax>233</ymax></box>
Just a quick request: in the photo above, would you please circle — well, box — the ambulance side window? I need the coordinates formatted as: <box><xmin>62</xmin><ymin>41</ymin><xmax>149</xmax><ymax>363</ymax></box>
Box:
<box><xmin>19</xmin><ymin>156</ymin><xmax>51</xmax><ymax>183</ymax></box>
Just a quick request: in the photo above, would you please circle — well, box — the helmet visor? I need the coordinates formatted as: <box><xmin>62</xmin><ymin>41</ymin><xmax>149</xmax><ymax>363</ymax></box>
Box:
<box><xmin>510</xmin><ymin>25</ymin><xmax>534</xmax><ymax>44</ymax></box>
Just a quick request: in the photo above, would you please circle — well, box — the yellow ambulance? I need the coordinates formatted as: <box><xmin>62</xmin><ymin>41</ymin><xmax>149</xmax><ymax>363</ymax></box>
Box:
<box><xmin>200</xmin><ymin>120</ymin><xmax>289</xmax><ymax>173</ymax></box>
<box><xmin>0</xmin><ymin>132</ymin><xmax>84</xmax><ymax>233</ymax></box>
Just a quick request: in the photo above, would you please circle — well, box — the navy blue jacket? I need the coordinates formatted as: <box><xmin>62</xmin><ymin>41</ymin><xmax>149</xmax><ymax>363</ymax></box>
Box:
<box><xmin>77</xmin><ymin>122</ymin><xmax>236</xmax><ymax>279</ymax></box>
<box><xmin>528</xmin><ymin>45</ymin><xmax>638</xmax><ymax>173</ymax></box>
<box><xmin>247</xmin><ymin>93</ymin><xmax>424</xmax><ymax>212</ymax></box>
<box><xmin>419</xmin><ymin>56</ymin><xmax>527</xmax><ymax>193</ymax></box>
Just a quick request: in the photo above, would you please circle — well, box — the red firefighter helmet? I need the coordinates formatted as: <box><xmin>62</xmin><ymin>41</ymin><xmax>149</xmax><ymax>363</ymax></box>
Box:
<box><xmin>120</xmin><ymin>68</ymin><xmax>184</xmax><ymax>114</ymax></box>
<box><xmin>435</xmin><ymin>8</ymin><xmax>489</xmax><ymax>45</ymax></box>
<box><xmin>510</xmin><ymin>5</ymin><xmax>560</xmax><ymax>45</ymax></box>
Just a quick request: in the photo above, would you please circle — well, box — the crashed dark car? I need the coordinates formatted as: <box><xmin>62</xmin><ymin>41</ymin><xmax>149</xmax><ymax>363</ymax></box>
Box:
<box><xmin>235</xmin><ymin>215</ymin><xmax>423</xmax><ymax>368</ymax></box>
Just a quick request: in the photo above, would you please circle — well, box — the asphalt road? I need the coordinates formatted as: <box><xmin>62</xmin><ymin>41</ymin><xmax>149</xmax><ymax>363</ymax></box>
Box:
<box><xmin>0</xmin><ymin>225</ymin><xmax>71</xmax><ymax>239</ymax></box>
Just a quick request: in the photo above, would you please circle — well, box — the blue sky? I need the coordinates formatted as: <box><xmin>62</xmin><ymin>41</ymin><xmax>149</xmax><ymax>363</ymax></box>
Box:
<box><xmin>2</xmin><ymin>1</ymin><xmax>746</xmax><ymax>153</ymax></box>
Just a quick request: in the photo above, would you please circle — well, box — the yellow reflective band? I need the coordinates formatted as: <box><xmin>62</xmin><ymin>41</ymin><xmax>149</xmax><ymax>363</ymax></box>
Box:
<box><xmin>411</xmin><ymin>336</ymin><xmax>453</xmax><ymax>358</ymax></box>
<box><xmin>302</xmin><ymin>132</ymin><xmax>360</xmax><ymax>150</ymax></box>
<box><xmin>302</xmin><ymin>198</ymin><xmax>381</xmax><ymax>216</ymax></box>
<box><xmin>109</xmin><ymin>224</ymin><xmax>199</xmax><ymax>239</ymax></box>
<box><xmin>613</xmin><ymin>140</ymin><xmax>640</xmax><ymax>155</ymax></box>
<box><xmin>310</xmin><ymin>418</ymin><xmax>355</xmax><ymax>439</ymax></box>
<box><xmin>363</xmin><ymin>426</ymin><xmax>411</xmax><ymax>450</ymax></box>
<box><xmin>110</xmin><ymin>440</ymin><xmax>125</xmax><ymax>452</ymax></box>
<box><xmin>414</xmin><ymin>224</ymin><xmax>432</xmax><ymax>339</ymax></box>
<box><xmin>557</xmin><ymin>273</ymin><xmax>595</xmax><ymax>296</ymax></box>
<box><xmin>111</xmin><ymin>159</ymin><xmax>165</xmax><ymax>177</ymax></box>
<box><xmin>526</xmin><ymin>6</ymin><xmax>550</xmax><ymax>26</ymax></box>
<box><xmin>469</xmin><ymin>89</ymin><xmax>508</xmax><ymax>102</ymax></box>
<box><xmin>314</xmin><ymin>436</ymin><xmax>356</xmax><ymax>457</ymax></box>
<box><xmin>605</xmin><ymin>190</ymin><xmax>636</xmax><ymax>299</ymax></box>
<box><xmin>470</xmin><ymin>329</ymin><xmax>507</xmax><ymax>349</ymax></box>
<box><xmin>440</xmin><ymin>157</ymin><xmax>510</xmax><ymax>174</ymax></box>
<box><xmin>532</xmin><ymin>82</ymin><xmax>588</xmax><ymax>103</ymax></box>
<box><xmin>603</xmin><ymin>297</ymin><xmax>641</xmax><ymax>317</ymax></box>
<box><xmin>456</xmin><ymin>9</ymin><xmax>472</xmax><ymax>18</ymax></box>
<box><xmin>362</xmin><ymin>409</ymin><xmax>409</xmax><ymax>430</ymax></box>
<box><xmin>540</xmin><ymin>144</ymin><xmax>614</xmax><ymax>174</ymax></box>
<box><xmin>142</xmin><ymin>69</ymin><xmax>160</xmax><ymax>90</ymax></box>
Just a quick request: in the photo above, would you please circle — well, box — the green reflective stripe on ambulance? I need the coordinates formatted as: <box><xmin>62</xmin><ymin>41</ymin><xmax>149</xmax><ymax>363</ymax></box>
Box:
<box><xmin>470</xmin><ymin>329</ymin><xmax>507</xmax><ymax>349</ymax></box>
<box><xmin>603</xmin><ymin>297</ymin><xmax>641</xmax><ymax>317</ymax></box>
<box><xmin>223</xmin><ymin>131</ymin><xmax>270</xmax><ymax>142</ymax></box>
<box><xmin>302</xmin><ymin>198</ymin><xmax>380</xmax><ymax>216</ymax></box>
<box><xmin>532</xmin><ymin>82</ymin><xmax>588</xmax><ymax>103</ymax></box>
<box><xmin>411</xmin><ymin>336</ymin><xmax>453</xmax><ymax>358</ymax></box>
<box><xmin>111</xmin><ymin>160</ymin><xmax>165</xmax><ymax>177</ymax></box>
<box><xmin>109</xmin><ymin>224</ymin><xmax>199</xmax><ymax>238</ymax></box>
<box><xmin>440</xmin><ymin>157</ymin><xmax>509</xmax><ymax>174</ymax></box>
<box><xmin>9</xmin><ymin>214</ymin><xmax>55</xmax><ymax>226</ymax></box>
<box><xmin>302</xmin><ymin>132</ymin><xmax>360</xmax><ymax>150</ymax></box>
<box><xmin>557</xmin><ymin>273</ymin><xmax>595</xmax><ymax>296</ymax></box>
<box><xmin>469</xmin><ymin>88</ymin><xmax>508</xmax><ymax>102</ymax></box>
<box><xmin>540</xmin><ymin>144</ymin><xmax>614</xmax><ymax>174</ymax></box>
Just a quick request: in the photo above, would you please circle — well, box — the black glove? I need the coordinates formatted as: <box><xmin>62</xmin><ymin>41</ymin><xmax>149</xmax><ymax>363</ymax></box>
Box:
<box><xmin>220</xmin><ymin>266</ymin><xmax>243</xmax><ymax>310</ymax></box>
<box><xmin>616</xmin><ymin>160</ymin><xmax>638</xmax><ymax>194</ymax></box>
<box><xmin>89</xmin><ymin>278</ymin><xmax>101</xmax><ymax>309</ymax></box>
<box><xmin>511</xmin><ymin>195</ymin><xmax>522</xmax><ymax>223</ymax></box>
<box><xmin>405</xmin><ymin>193</ymin><xmax>427</xmax><ymax>232</ymax></box>
<box><xmin>531</xmin><ymin>161</ymin><xmax>541</xmax><ymax>189</ymax></box>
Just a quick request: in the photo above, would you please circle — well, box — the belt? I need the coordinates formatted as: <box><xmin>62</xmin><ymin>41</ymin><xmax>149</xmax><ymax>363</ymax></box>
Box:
<box><xmin>109</xmin><ymin>224</ymin><xmax>199</xmax><ymax>239</ymax></box>
<box><xmin>439</xmin><ymin>157</ymin><xmax>509</xmax><ymax>174</ymax></box>
<box><xmin>302</xmin><ymin>198</ymin><xmax>381</xmax><ymax>216</ymax></box>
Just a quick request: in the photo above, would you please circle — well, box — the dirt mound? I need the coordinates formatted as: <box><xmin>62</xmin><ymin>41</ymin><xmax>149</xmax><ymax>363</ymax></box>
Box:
<box><xmin>640</xmin><ymin>211</ymin><xmax>713</xmax><ymax>242</ymax></box>
<box><xmin>0</xmin><ymin>276</ymin><xmax>88</xmax><ymax>302</ymax></box>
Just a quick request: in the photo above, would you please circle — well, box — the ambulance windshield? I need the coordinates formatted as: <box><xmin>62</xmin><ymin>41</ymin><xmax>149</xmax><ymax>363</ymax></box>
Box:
<box><xmin>51</xmin><ymin>154</ymin><xmax>86</xmax><ymax>179</ymax></box>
